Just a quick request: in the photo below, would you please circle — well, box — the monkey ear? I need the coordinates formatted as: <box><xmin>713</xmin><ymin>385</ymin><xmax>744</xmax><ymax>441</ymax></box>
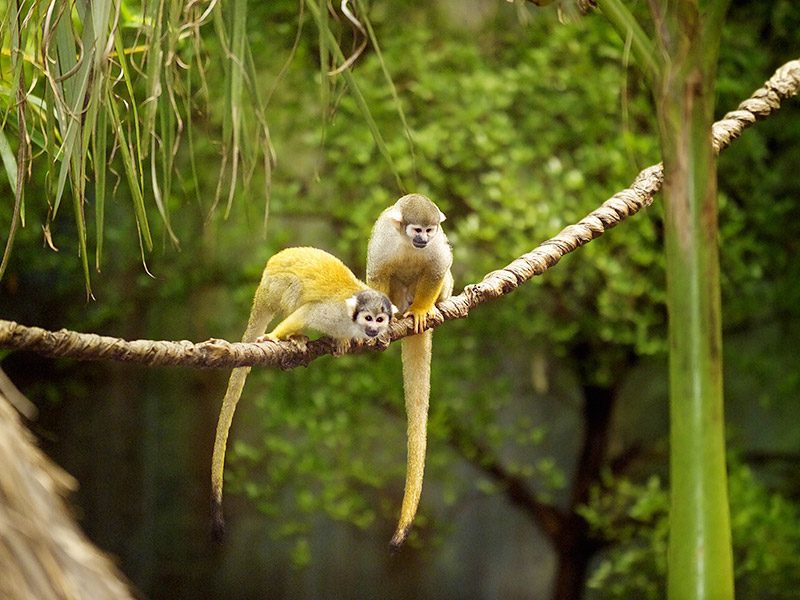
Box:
<box><xmin>386</xmin><ymin>206</ymin><xmax>404</xmax><ymax>224</ymax></box>
<box><xmin>390</xmin><ymin>303</ymin><xmax>400</xmax><ymax>316</ymax></box>
<box><xmin>345</xmin><ymin>296</ymin><xmax>359</xmax><ymax>317</ymax></box>
<box><xmin>438</xmin><ymin>209</ymin><xmax>447</xmax><ymax>223</ymax></box>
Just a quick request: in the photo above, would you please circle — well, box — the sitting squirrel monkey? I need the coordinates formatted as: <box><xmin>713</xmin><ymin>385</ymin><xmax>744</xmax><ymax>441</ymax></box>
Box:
<box><xmin>366</xmin><ymin>193</ymin><xmax>454</xmax><ymax>548</ymax></box>
<box><xmin>211</xmin><ymin>247</ymin><xmax>395</xmax><ymax>539</ymax></box>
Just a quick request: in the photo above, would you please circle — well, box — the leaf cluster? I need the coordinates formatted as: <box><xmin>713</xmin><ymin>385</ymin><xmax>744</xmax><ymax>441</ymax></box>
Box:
<box><xmin>581</xmin><ymin>462</ymin><xmax>800</xmax><ymax>599</ymax></box>
<box><xmin>0</xmin><ymin>0</ymin><xmax>272</xmax><ymax>296</ymax></box>
<box><xmin>209</xmin><ymin>1</ymin><xmax>800</xmax><ymax>556</ymax></box>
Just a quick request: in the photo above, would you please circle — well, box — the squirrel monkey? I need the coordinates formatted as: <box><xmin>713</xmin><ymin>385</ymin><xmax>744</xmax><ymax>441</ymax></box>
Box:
<box><xmin>211</xmin><ymin>247</ymin><xmax>395</xmax><ymax>539</ymax></box>
<box><xmin>366</xmin><ymin>193</ymin><xmax>454</xmax><ymax>548</ymax></box>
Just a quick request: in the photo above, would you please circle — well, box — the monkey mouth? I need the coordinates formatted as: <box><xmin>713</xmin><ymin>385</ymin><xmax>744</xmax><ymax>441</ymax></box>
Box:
<box><xmin>412</xmin><ymin>239</ymin><xmax>428</xmax><ymax>248</ymax></box>
<box><xmin>365</xmin><ymin>328</ymin><xmax>380</xmax><ymax>337</ymax></box>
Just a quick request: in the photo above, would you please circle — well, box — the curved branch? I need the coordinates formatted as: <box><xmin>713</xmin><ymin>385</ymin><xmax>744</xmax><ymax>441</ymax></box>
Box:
<box><xmin>1</xmin><ymin>59</ymin><xmax>799</xmax><ymax>370</ymax></box>
<box><xmin>446</xmin><ymin>420</ymin><xmax>566</xmax><ymax>542</ymax></box>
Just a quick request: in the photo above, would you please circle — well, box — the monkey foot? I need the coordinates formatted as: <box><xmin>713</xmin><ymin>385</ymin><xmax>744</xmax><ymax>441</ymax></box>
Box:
<box><xmin>403</xmin><ymin>309</ymin><xmax>428</xmax><ymax>334</ymax></box>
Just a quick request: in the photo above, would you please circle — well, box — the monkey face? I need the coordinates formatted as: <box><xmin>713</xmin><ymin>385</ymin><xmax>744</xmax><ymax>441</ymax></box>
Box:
<box><xmin>358</xmin><ymin>314</ymin><xmax>389</xmax><ymax>337</ymax></box>
<box><xmin>405</xmin><ymin>223</ymin><xmax>439</xmax><ymax>249</ymax></box>
<box><xmin>351</xmin><ymin>290</ymin><xmax>396</xmax><ymax>338</ymax></box>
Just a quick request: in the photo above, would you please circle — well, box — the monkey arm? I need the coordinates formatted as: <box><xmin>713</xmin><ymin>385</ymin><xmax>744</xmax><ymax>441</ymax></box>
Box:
<box><xmin>263</xmin><ymin>305</ymin><xmax>313</xmax><ymax>340</ymax></box>
<box><xmin>405</xmin><ymin>275</ymin><xmax>446</xmax><ymax>334</ymax></box>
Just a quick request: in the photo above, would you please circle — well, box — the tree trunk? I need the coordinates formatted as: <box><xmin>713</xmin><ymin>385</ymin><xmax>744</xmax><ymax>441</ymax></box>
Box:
<box><xmin>551</xmin><ymin>384</ymin><xmax>615</xmax><ymax>600</ymax></box>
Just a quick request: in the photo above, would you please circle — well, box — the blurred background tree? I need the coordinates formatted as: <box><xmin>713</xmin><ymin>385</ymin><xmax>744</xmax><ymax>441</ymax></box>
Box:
<box><xmin>1</xmin><ymin>1</ymin><xmax>799</xmax><ymax>598</ymax></box>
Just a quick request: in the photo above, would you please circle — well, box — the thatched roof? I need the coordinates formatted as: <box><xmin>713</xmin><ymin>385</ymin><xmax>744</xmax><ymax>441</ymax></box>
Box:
<box><xmin>0</xmin><ymin>370</ymin><xmax>134</xmax><ymax>600</ymax></box>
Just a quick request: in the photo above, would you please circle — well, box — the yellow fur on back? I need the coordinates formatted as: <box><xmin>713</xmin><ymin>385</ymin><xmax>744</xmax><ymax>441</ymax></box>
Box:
<box><xmin>266</xmin><ymin>247</ymin><xmax>365</xmax><ymax>303</ymax></box>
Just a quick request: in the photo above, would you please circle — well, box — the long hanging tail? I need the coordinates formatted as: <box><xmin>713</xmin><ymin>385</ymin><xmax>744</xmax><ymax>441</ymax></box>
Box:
<box><xmin>390</xmin><ymin>329</ymin><xmax>432</xmax><ymax>549</ymax></box>
<box><xmin>210</xmin><ymin>366</ymin><xmax>252</xmax><ymax>540</ymax></box>
<box><xmin>210</xmin><ymin>278</ymin><xmax>275</xmax><ymax>541</ymax></box>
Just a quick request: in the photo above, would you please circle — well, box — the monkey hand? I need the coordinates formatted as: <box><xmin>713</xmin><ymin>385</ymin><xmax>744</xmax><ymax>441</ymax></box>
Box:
<box><xmin>256</xmin><ymin>333</ymin><xmax>309</xmax><ymax>351</ymax></box>
<box><xmin>255</xmin><ymin>333</ymin><xmax>280</xmax><ymax>343</ymax></box>
<box><xmin>332</xmin><ymin>338</ymin><xmax>353</xmax><ymax>356</ymax></box>
<box><xmin>372</xmin><ymin>332</ymin><xmax>392</xmax><ymax>351</ymax></box>
<box><xmin>352</xmin><ymin>332</ymin><xmax>391</xmax><ymax>352</ymax></box>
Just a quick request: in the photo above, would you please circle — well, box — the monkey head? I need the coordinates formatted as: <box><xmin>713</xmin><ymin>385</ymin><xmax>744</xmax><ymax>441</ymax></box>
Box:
<box><xmin>386</xmin><ymin>194</ymin><xmax>446</xmax><ymax>249</ymax></box>
<box><xmin>347</xmin><ymin>289</ymin><xmax>397</xmax><ymax>338</ymax></box>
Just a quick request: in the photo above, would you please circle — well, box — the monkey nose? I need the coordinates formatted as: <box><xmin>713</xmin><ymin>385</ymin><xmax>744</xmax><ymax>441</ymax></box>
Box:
<box><xmin>366</xmin><ymin>327</ymin><xmax>380</xmax><ymax>337</ymax></box>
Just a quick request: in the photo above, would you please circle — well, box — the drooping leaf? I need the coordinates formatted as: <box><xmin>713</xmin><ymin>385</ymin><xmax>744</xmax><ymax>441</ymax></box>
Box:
<box><xmin>306</xmin><ymin>0</ymin><xmax>405</xmax><ymax>191</ymax></box>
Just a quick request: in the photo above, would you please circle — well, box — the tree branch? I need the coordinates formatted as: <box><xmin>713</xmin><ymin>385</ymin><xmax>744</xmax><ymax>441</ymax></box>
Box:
<box><xmin>1</xmin><ymin>59</ymin><xmax>798</xmax><ymax>369</ymax></box>
<box><xmin>445</xmin><ymin>420</ymin><xmax>567</xmax><ymax>543</ymax></box>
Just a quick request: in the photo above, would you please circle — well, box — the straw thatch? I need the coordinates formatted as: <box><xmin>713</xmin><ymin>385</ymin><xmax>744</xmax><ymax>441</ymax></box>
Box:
<box><xmin>0</xmin><ymin>370</ymin><xmax>134</xmax><ymax>600</ymax></box>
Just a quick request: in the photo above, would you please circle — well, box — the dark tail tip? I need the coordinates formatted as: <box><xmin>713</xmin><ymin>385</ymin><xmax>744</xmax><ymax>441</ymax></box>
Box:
<box><xmin>210</xmin><ymin>498</ymin><xmax>226</xmax><ymax>543</ymax></box>
<box><xmin>388</xmin><ymin>527</ymin><xmax>409</xmax><ymax>554</ymax></box>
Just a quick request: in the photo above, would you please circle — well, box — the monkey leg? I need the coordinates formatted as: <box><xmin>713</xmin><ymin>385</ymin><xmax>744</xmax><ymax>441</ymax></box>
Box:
<box><xmin>391</xmin><ymin>329</ymin><xmax>433</xmax><ymax>549</ymax></box>
<box><xmin>439</xmin><ymin>269</ymin><xmax>454</xmax><ymax>302</ymax></box>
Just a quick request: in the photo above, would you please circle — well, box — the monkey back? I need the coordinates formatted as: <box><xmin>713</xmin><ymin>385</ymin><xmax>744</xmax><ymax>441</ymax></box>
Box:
<box><xmin>265</xmin><ymin>247</ymin><xmax>366</xmax><ymax>303</ymax></box>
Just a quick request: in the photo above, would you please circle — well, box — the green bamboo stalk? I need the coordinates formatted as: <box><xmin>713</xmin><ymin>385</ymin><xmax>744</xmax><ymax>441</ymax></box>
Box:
<box><xmin>599</xmin><ymin>1</ymin><xmax>734</xmax><ymax>595</ymax></box>
<box><xmin>652</xmin><ymin>2</ymin><xmax>734</xmax><ymax>598</ymax></box>
<box><xmin>661</xmin><ymin>101</ymin><xmax>734</xmax><ymax>600</ymax></box>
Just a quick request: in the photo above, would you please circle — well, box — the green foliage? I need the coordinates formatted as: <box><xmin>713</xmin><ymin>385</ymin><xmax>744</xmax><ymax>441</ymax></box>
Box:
<box><xmin>0</xmin><ymin>0</ymin><xmax>272</xmax><ymax>294</ymax></box>
<box><xmin>213</xmin><ymin>4</ymin><xmax>662</xmax><ymax>553</ymax></box>
<box><xmin>582</xmin><ymin>462</ymin><xmax>800</xmax><ymax>599</ymax></box>
<box><xmin>224</xmin><ymin>352</ymin><xmax>403</xmax><ymax>559</ymax></box>
<box><xmin>3</xmin><ymin>0</ymin><xmax>800</xmax><ymax>593</ymax></box>
<box><xmin>214</xmin><ymin>1</ymin><xmax>800</xmax><ymax>565</ymax></box>
<box><xmin>262</xmin><ymin>4</ymin><xmax>665</xmax><ymax>387</ymax></box>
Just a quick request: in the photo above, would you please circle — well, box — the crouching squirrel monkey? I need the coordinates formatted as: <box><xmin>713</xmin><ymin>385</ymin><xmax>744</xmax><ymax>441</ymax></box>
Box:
<box><xmin>366</xmin><ymin>193</ymin><xmax>454</xmax><ymax>548</ymax></box>
<box><xmin>211</xmin><ymin>247</ymin><xmax>394</xmax><ymax>539</ymax></box>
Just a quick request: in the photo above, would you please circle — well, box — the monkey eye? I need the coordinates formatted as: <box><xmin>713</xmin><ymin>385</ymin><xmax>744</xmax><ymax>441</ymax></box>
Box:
<box><xmin>413</xmin><ymin>227</ymin><xmax>423</xmax><ymax>234</ymax></box>
<box><xmin>426</xmin><ymin>227</ymin><xmax>435</xmax><ymax>234</ymax></box>
<box><xmin>364</xmin><ymin>315</ymin><xmax>373</xmax><ymax>321</ymax></box>
<box><xmin>376</xmin><ymin>316</ymin><xmax>385</xmax><ymax>323</ymax></box>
